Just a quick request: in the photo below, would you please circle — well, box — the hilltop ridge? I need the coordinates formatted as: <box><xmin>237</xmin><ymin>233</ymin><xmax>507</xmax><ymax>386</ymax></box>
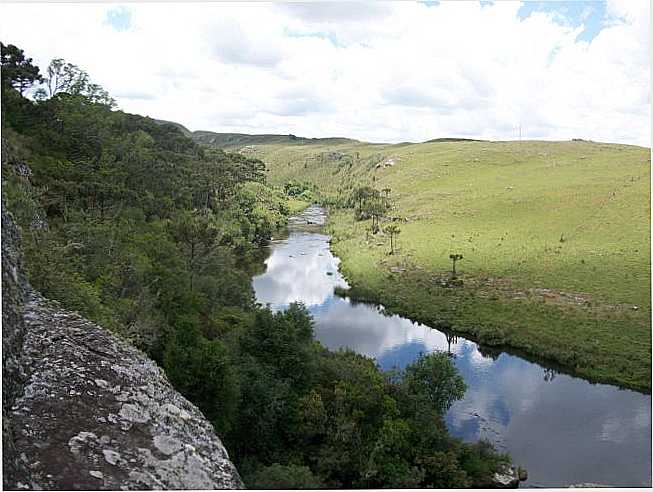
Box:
<box><xmin>151</xmin><ymin>117</ymin><xmax>652</xmax><ymax>151</ymax></box>
<box><xmin>191</xmin><ymin>131</ymin><xmax>358</xmax><ymax>149</ymax></box>
<box><xmin>150</xmin><ymin>119</ymin><xmax>360</xmax><ymax>149</ymax></box>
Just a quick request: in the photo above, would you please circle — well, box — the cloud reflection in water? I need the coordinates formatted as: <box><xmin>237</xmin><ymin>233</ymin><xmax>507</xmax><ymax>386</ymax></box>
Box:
<box><xmin>253</xmin><ymin>210</ymin><xmax>652</xmax><ymax>487</ymax></box>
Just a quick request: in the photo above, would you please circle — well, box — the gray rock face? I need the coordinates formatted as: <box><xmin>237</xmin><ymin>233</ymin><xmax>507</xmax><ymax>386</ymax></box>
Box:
<box><xmin>491</xmin><ymin>464</ymin><xmax>521</xmax><ymax>488</ymax></box>
<box><xmin>2</xmin><ymin>203</ymin><xmax>31</xmax><ymax>489</ymax></box>
<box><xmin>2</xmin><ymin>206</ymin><xmax>243</xmax><ymax>490</ymax></box>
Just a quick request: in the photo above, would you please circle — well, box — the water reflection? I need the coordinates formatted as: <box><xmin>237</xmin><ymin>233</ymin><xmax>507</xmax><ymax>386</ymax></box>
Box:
<box><xmin>252</xmin><ymin>206</ymin><xmax>652</xmax><ymax>488</ymax></box>
<box><xmin>254</xmin><ymin>231</ymin><xmax>348</xmax><ymax>308</ymax></box>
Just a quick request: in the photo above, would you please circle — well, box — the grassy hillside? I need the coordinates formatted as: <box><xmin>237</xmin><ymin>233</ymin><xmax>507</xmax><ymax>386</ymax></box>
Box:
<box><xmin>223</xmin><ymin>138</ymin><xmax>652</xmax><ymax>391</ymax></box>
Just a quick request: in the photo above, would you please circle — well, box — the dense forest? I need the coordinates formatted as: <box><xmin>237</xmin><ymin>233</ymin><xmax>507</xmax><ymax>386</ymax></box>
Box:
<box><xmin>1</xmin><ymin>42</ymin><xmax>511</xmax><ymax>488</ymax></box>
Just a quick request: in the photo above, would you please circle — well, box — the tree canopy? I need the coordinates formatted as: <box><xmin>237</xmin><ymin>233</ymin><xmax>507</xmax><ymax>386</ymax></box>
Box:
<box><xmin>1</xmin><ymin>42</ymin><xmax>42</xmax><ymax>94</ymax></box>
<box><xmin>2</xmin><ymin>42</ymin><xmax>511</xmax><ymax>489</ymax></box>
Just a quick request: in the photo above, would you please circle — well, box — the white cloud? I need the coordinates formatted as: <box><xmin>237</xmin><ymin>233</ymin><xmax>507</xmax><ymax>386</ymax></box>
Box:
<box><xmin>277</xmin><ymin>1</ymin><xmax>395</xmax><ymax>24</ymax></box>
<box><xmin>0</xmin><ymin>1</ymin><xmax>649</xmax><ymax>146</ymax></box>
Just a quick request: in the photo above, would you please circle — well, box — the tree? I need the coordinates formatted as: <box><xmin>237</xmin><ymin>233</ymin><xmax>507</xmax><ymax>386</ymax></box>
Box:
<box><xmin>163</xmin><ymin>316</ymin><xmax>240</xmax><ymax>434</ymax></box>
<box><xmin>444</xmin><ymin>331</ymin><xmax>458</xmax><ymax>356</ymax></box>
<box><xmin>39</xmin><ymin>58</ymin><xmax>115</xmax><ymax>106</ymax></box>
<box><xmin>352</xmin><ymin>185</ymin><xmax>378</xmax><ymax>213</ymax></box>
<box><xmin>240</xmin><ymin>303</ymin><xmax>316</xmax><ymax>388</ymax></box>
<box><xmin>196</xmin><ymin>149</ymin><xmax>267</xmax><ymax>207</ymax></box>
<box><xmin>417</xmin><ymin>452</ymin><xmax>470</xmax><ymax>488</ymax></box>
<box><xmin>365</xmin><ymin>197</ymin><xmax>389</xmax><ymax>233</ymax></box>
<box><xmin>449</xmin><ymin>253</ymin><xmax>463</xmax><ymax>278</ymax></box>
<box><xmin>247</xmin><ymin>464</ymin><xmax>324</xmax><ymax>489</ymax></box>
<box><xmin>402</xmin><ymin>352</ymin><xmax>466</xmax><ymax>415</ymax></box>
<box><xmin>384</xmin><ymin>224</ymin><xmax>401</xmax><ymax>255</ymax></box>
<box><xmin>43</xmin><ymin>58</ymin><xmax>83</xmax><ymax>97</ymax></box>
<box><xmin>167</xmin><ymin>210</ymin><xmax>221</xmax><ymax>291</ymax></box>
<box><xmin>0</xmin><ymin>42</ymin><xmax>42</xmax><ymax>94</ymax></box>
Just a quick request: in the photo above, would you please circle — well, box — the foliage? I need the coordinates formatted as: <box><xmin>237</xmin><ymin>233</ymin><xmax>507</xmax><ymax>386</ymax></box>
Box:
<box><xmin>36</xmin><ymin>58</ymin><xmax>115</xmax><ymax>106</ymax></box>
<box><xmin>2</xmin><ymin>43</ymin><xmax>512</xmax><ymax>489</ymax></box>
<box><xmin>384</xmin><ymin>224</ymin><xmax>401</xmax><ymax>254</ymax></box>
<box><xmin>246</xmin><ymin>463</ymin><xmax>325</xmax><ymax>489</ymax></box>
<box><xmin>284</xmin><ymin>180</ymin><xmax>316</xmax><ymax>202</ymax></box>
<box><xmin>1</xmin><ymin>42</ymin><xmax>42</xmax><ymax>95</ymax></box>
<box><xmin>402</xmin><ymin>352</ymin><xmax>466</xmax><ymax>414</ymax></box>
<box><xmin>457</xmin><ymin>440</ymin><xmax>511</xmax><ymax>487</ymax></box>
<box><xmin>163</xmin><ymin>316</ymin><xmax>240</xmax><ymax>433</ymax></box>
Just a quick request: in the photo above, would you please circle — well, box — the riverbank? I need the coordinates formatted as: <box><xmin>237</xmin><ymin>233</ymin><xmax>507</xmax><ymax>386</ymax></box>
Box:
<box><xmin>254</xmin><ymin>205</ymin><xmax>651</xmax><ymax>488</ymax></box>
<box><xmin>326</xmin><ymin>208</ymin><xmax>651</xmax><ymax>393</ymax></box>
<box><xmin>229</xmin><ymin>139</ymin><xmax>651</xmax><ymax>391</ymax></box>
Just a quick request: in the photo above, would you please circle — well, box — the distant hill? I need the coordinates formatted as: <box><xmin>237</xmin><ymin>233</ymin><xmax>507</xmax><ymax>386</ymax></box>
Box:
<box><xmin>191</xmin><ymin>131</ymin><xmax>357</xmax><ymax>149</ymax></box>
<box><xmin>190</xmin><ymin>132</ymin><xmax>488</xmax><ymax>148</ymax></box>
<box><xmin>150</xmin><ymin>117</ymin><xmax>490</xmax><ymax>149</ymax></box>
<box><xmin>425</xmin><ymin>137</ymin><xmax>486</xmax><ymax>143</ymax></box>
<box><xmin>151</xmin><ymin>118</ymin><xmax>192</xmax><ymax>137</ymax></box>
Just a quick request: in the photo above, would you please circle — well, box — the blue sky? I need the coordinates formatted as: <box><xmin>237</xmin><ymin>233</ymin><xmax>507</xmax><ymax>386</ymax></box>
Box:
<box><xmin>104</xmin><ymin>6</ymin><xmax>132</xmax><ymax>33</ymax></box>
<box><xmin>105</xmin><ymin>1</ymin><xmax>613</xmax><ymax>43</ymax></box>
<box><xmin>518</xmin><ymin>1</ymin><xmax>608</xmax><ymax>42</ymax></box>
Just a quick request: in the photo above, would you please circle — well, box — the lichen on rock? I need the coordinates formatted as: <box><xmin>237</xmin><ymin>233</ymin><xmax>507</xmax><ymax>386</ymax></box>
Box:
<box><xmin>2</xmin><ymin>206</ymin><xmax>243</xmax><ymax>490</ymax></box>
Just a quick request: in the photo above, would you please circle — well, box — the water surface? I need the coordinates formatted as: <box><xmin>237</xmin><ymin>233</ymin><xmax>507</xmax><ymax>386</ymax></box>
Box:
<box><xmin>253</xmin><ymin>206</ymin><xmax>652</xmax><ymax>488</ymax></box>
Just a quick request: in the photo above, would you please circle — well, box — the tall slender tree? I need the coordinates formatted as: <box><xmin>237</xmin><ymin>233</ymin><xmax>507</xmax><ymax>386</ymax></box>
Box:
<box><xmin>384</xmin><ymin>224</ymin><xmax>401</xmax><ymax>255</ymax></box>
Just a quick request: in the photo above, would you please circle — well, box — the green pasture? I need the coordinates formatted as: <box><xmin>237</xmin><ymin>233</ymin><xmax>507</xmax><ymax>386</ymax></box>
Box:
<box><xmin>216</xmin><ymin>137</ymin><xmax>652</xmax><ymax>391</ymax></box>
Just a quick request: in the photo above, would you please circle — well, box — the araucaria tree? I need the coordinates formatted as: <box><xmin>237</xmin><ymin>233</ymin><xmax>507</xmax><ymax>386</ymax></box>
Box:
<box><xmin>0</xmin><ymin>42</ymin><xmax>42</xmax><ymax>95</ymax></box>
<box><xmin>351</xmin><ymin>186</ymin><xmax>392</xmax><ymax>233</ymax></box>
<box><xmin>449</xmin><ymin>253</ymin><xmax>463</xmax><ymax>278</ymax></box>
<box><xmin>384</xmin><ymin>224</ymin><xmax>401</xmax><ymax>255</ymax></box>
<box><xmin>167</xmin><ymin>210</ymin><xmax>222</xmax><ymax>291</ymax></box>
<box><xmin>352</xmin><ymin>185</ymin><xmax>378</xmax><ymax>215</ymax></box>
<box><xmin>366</xmin><ymin>197</ymin><xmax>388</xmax><ymax>233</ymax></box>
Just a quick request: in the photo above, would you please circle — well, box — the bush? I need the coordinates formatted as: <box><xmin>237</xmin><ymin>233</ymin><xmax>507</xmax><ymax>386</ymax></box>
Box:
<box><xmin>163</xmin><ymin>317</ymin><xmax>240</xmax><ymax>434</ymax></box>
<box><xmin>247</xmin><ymin>463</ymin><xmax>325</xmax><ymax>489</ymax></box>
<box><xmin>402</xmin><ymin>352</ymin><xmax>466</xmax><ymax>414</ymax></box>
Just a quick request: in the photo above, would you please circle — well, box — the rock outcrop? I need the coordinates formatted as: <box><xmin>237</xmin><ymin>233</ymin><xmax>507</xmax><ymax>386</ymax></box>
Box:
<box><xmin>2</xmin><ymin>201</ymin><xmax>31</xmax><ymax>490</ymax></box>
<box><xmin>491</xmin><ymin>464</ymin><xmax>521</xmax><ymax>488</ymax></box>
<box><xmin>2</xmin><ymin>204</ymin><xmax>243</xmax><ymax>490</ymax></box>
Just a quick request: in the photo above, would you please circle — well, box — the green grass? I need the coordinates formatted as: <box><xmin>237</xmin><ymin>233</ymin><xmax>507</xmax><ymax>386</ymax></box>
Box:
<box><xmin>208</xmin><ymin>138</ymin><xmax>652</xmax><ymax>391</ymax></box>
<box><xmin>286</xmin><ymin>197</ymin><xmax>312</xmax><ymax>215</ymax></box>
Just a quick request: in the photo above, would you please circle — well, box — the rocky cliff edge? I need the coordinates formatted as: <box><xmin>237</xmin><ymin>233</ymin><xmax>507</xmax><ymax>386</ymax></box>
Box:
<box><xmin>2</xmin><ymin>203</ymin><xmax>243</xmax><ymax>490</ymax></box>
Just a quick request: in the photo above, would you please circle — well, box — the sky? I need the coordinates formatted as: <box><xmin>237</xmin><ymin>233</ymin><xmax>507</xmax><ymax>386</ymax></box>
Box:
<box><xmin>0</xmin><ymin>1</ymin><xmax>650</xmax><ymax>146</ymax></box>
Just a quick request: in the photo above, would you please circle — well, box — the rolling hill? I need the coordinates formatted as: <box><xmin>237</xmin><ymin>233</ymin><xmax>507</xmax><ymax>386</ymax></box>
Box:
<box><xmin>193</xmin><ymin>133</ymin><xmax>651</xmax><ymax>390</ymax></box>
<box><xmin>191</xmin><ymin>130</ymin><xmax>357</xmax><ymax>149</ymax></box>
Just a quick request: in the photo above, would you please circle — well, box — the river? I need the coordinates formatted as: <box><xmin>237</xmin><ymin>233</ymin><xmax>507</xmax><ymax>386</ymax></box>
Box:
<box><xmin>252</xmin><ymin>206</ymin><xmax>652</xmax><ymax>488</ymax></box>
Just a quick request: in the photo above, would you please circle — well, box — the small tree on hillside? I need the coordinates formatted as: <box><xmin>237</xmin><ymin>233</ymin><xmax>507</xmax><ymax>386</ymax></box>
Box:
<box><xmin>352</xmin><ymin>185</ymin><xmax>379</xmax><ymax>216</ymax></box>
<box><xmin>384</xmin><ymin>224</ymin><xmax>401</xmax><ymax>255</ymax></box>
<box><xmin>449</xmin><ymin>253</ymin><xmax>463</xmax><ymax>278</ymax></box>
<box><xmin>368</xmin><ymin>198</ymin><xmax>387</xmax><ymax>233</ymax></box>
